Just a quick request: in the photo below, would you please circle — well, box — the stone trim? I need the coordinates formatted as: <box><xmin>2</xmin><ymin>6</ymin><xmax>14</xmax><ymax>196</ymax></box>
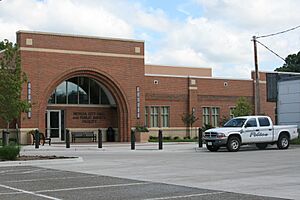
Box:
<box><xmin>20</xmin><ymin>47</ymin><xmax>144</xmax><ymax>59</ymax></box>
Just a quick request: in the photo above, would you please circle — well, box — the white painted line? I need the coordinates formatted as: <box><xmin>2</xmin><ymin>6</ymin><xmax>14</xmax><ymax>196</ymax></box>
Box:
<box><xmin>0</xmin><ymin>168</ymin><xmax>34</xmax><ymax>174</ymax></box>
<box><xmin>0</xmin><ymin>191</ymin><xmax>23</xmax><ymax>195</ymax></box>
<box><xmin>5</xmin><ymin>169</ymin><xmax>45</xmax><ymax>175</ymax></box>
<box><xmin>4</xmin><ymin>175</ymin><xmax>99</xmax><ymax>183</ymax></box>
<box><xmin>143</xmin><ymin>191</ymin><xmax>226</xmax><ymax>200</ymax></box>
<box><xmin>35</xmin><ymin>182</ymin><xmax>150</xmax><ymax>193</ymax></box>
<box><xmin>0</xmin><ymin>184</ymin><xmax>61</xmax><ymax>200</ymax></box>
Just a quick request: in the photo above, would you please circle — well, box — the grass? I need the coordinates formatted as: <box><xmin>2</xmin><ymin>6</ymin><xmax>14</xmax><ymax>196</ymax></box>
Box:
<box><xmin>291</xmin><ymin>137</ymin><xmax>300</xmax><ymax>145</ymax></box>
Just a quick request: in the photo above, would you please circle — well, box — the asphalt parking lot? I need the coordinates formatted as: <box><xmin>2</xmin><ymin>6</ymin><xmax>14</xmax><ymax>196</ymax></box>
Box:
<box><xmin>1</xmin><ymin>143</ymin><xmax>299</xmax><ymax>199</ymax></box>
<box><xmin>0</xmin><ymin>166</ymin><xmax>287</xmax><ymax>200</ymax></box>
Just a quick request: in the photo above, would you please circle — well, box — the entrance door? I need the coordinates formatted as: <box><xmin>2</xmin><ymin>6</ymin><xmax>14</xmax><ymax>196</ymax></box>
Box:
<box><xmin>47</xmin><ymin>110</ymin><xmax>61</xmax><ymax>142</ymax></box>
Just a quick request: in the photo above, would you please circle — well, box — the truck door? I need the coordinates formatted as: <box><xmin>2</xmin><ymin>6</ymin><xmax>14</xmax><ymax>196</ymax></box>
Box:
<box><xmin>258</xmin><ymin>117</ymin><xmax>273</xmax><ymax>142</ymax></box>
<box><xmin>242</xmin><ymin>118</ymin><xmax>259</xmax><ymax>143</ymax></box>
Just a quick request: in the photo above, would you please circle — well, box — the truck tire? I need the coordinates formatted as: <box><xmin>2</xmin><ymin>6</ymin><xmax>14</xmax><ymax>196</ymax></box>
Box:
<box><xmin>277</xmin><ymin>134</ymin><xmax>290</xmax><ymax>149</ymax></box>
<box><xmin>227</xmin><ymin>136</ymin><xmax>241</xmax><ymax>152</ymax></box>
<box><xmin>207</xmin><ymin>145</ymin><xmax>219</xmax><ymax>152</ymax></box>
<box><xmin>256</xmin><ymin>143</ymin><xmax>268</xmax><ymax>150</ymax></box>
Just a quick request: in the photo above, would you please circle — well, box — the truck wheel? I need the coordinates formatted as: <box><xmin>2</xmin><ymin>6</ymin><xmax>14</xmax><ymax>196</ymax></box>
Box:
<box><xmin>256</xmin><ymin>143</ymin><xmax>268</xmax><ymax>150</ymax></box>
<box><xmin>227</xmin><ymin>136</ymin><xmax>241</xmax><ymax>152</ymax></box>
<box><xmin>207</xmin><ymin>145</ymin><xmax>219</xmax><ymax>152</ymax></box>
<box><xmin>277</xmin><ymin>134</ymin><xmax>290</xmax><ymax>149</ymax></box>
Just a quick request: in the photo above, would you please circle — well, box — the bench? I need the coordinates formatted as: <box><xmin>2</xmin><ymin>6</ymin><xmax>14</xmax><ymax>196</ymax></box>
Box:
<box><xmin>30</xmin><ymin>132</ymin><xmax>51</xmax><ymax>146</ymax></box>
<box><xmin>71</xmin><ymin>132</ymin><xmax>96</xmax><ymax>143</ymax></box>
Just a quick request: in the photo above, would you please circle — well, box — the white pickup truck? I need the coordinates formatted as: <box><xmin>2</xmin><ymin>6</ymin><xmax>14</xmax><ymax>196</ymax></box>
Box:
<box><xmin>203</xmin><ymin>116</ymin><xmax>299</xmax><ymax>152</ymax></box>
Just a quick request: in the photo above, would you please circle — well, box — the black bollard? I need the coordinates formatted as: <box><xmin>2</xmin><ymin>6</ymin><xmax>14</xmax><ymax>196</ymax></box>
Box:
<box><xmin>35</xmin><ymin>129</ymin><xmax>39</xmax><ymax>149</ymax></box>
<box><xmin>98</xmin><ymin>129</ymin><xmax>102</xmax><ymax>148</ymax></box>
<box><xmin>158</xmin><ymin>130</ymin><xmax>163</xmax><ymax>150</ymax></box>
<box><xmin>198</xmin><ymin>128</ymin><xmax>203</xmax><ymax>148</ymax></box>
<box><xmin>131</xmin><ymin>130</ymin><xmax>135</xmax><ymax>150</ymax></box>
<box><xmin>2</xmin><ymin>130</ymin><xmax>9</xmax><ymax>146</ymax></box>
<box><xmin>66</xmin><ymin>129</ymin><xmax>70</xmax><ymax>148</ymax></box>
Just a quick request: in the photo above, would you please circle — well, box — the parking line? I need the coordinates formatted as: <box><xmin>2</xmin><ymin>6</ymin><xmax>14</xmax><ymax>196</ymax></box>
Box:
<box><xmin>0</xmin><ymin>183</ymin><xmax>61</xmax><ymax>200</ymax></box>
<box><xmin>143</xmin><ymin>191</ymin><xmax>226</xmax><ymax>200</ymax></box>
<box><xmin>35</xmin><ymin>182</ymin><xmax>150</xmax><ymax>193</ymax></box>
<box><xmin>4</xmin><ymin>175</ymin><xmax>99</xmax><ymax>183</ymax></box>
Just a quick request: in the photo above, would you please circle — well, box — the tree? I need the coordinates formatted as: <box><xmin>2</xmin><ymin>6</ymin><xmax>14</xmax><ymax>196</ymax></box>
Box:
<box><xmin>0</xmin><ymin>39</ymin><xmax>30</xmax><ymax>130</ymax></box>
<box><xmin>181</xmin><ymin>112</ymin><xmax>199</xmax><ymax>138</ymax></box>
<box><xmin>232</xmin><ymin>97</ymin><xmax>253</xmax><ymax>117</ymax></box>
<box><xmin>275</xmin><ymin>51</ymin><xmax>300</xmax><ymax>73</ymax></box>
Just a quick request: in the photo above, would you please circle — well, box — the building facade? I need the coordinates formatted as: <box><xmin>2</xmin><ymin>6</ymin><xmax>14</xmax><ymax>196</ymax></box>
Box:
<box><xmin>0</xmin><ymin>31</ymin><xmax>276</xmax><ymax>144</ymax></box>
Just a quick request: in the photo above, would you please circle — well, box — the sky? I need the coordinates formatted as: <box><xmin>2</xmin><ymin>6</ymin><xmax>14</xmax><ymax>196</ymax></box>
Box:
<box><xmin>0</xmin><ymin>0</ymin><xmax>300</xmax><ymax>79</ymax></box>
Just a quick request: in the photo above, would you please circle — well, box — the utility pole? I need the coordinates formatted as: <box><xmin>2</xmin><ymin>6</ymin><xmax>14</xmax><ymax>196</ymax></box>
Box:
<box><xmin>252</xmin><ymin>36</ymin><xmax>260</xmax><ymax>115</ymax></box>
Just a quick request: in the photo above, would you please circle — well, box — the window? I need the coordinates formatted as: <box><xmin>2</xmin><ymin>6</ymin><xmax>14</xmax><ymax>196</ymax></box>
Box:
<box><xmin>67</xmin><ymin>77</ymin><xmax>78</xmax><ymax>104</ymax></box>
<box><xmin>48</xmin><ymin>77</ymin><xmax>112</xmax><ymax>105</ymax></box>
<box><xmin>161</xmin><ymin>106</ymin><xmax>169</xmax><ymax>127</ymax></box>
<box><xmin>258</xmin><ymin>117</ymin><xmax>270</xmax><ymax>127</ymax></box>
<box><xmin>202</xmin><ymin>107</ymin><xmax>210</xmax><ymax>126</ymax></box>
<box><xmin>230</xmin><ymin>107</ymin><xmax>235</xmax><ymax>119</ymax></box>
<box><xmin>211</xmin><ymin>107</ymin><xmax>220</xmax><ymax>127</ymax></box>
<box><xmin>56</xmin><ymin>81</ymin><xmax>67</xmax><ymax>104</ymax></box>
<box><xmin>90</xmin><ymin>79</ymin><xmax>100</xmax><ymax>104</ymax></box>
<box><xmin>145</xmin><ymin>107</ymin><xmax>149</xmax><ymax>127</ymax></box>
<box><xmin>78</xmin><ymin>77</ymin><xmax>89</xmax><ymax>104</ymax></box>
<box><xmin>150</xmin><ymin>106</ymin><xmax>159</xmax><ymax>127</ymax></box>
<box><xmin>246</xmin><ymin>118</ymin><xmax>257</xmax><ymax>127</ymax></box>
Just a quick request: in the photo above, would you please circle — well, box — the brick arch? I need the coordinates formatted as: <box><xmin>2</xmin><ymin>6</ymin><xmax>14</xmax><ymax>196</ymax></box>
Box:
<box><xmin>38</xmin><ymin>67</ymin><xmax>131</xmax><ymax>142</ymax></box>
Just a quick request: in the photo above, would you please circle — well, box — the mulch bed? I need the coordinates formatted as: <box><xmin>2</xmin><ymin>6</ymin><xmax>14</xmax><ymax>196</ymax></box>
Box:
<box><xmin>1</xmin><ymin>155</ymin><xmax>76</xmax><ymax>161</ymax></box>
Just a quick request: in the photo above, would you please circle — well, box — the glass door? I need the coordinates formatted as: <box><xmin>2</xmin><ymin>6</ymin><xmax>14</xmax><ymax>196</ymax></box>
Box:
<box><xmin>47</xmin><ymin>110</ymin><xmax>61</xmax><ymax>142</ymax></box>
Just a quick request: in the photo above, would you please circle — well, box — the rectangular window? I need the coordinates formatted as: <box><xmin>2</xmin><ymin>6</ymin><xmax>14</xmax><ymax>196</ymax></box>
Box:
<box><xmin>211</xmin><ymin>107</ymin><xmax>220</xmax><ymax>127</ymax></box>
<box><xmin>202</xmin><ymin>107</ymin><xmax>210</xmax><ymax>126</ymax></box>
<box><xmin>150</xmin><ymin>106</ymin><xmax>159</xmax><ymax>127</ymax></box>
<box><xmin>160</xmin><ymin>106</ymin><xmax>170</xmax><ymax>127</ymax></box>
<box><xmin>230</xmin><ymin>107</ymin><xmax>235</xmax><ymax>119</ymax></box>
<box><xmin>145</xmin><ymin>106</ymin><xmax>149</xmax><ymax>127</ymax></box>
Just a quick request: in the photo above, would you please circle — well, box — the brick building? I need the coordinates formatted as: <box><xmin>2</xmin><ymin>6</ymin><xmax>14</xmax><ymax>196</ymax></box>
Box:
<box><xmin>0</xmin><ymin>31</ymin><xmax>276</xmax><ymax>144</ymax></box>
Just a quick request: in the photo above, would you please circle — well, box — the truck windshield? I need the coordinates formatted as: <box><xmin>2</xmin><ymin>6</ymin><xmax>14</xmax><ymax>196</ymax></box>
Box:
<box><xmin>224</xmin><ymin>118</ymin><xmax>247</xmax><ymax>127</ymax></box>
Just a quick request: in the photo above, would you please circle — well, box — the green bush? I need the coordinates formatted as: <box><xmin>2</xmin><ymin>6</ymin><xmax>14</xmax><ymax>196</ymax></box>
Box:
<box><xmin>163</xmin><ymin>136</ymin><xmax>171</xmax><ymax>140</ymax></box>
<box><xmin>0</xmin><ymin>145</ymin><xmax>20</xmax><ymax>160</ymax></box>
<box><xmin>173</xmin><ymin>136</ymin><xmax>180</xmax><ymax>140</ymax></box>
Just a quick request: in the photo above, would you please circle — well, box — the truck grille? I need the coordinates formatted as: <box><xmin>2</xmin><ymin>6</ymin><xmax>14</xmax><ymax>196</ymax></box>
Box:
<box><xmin>205</xmin><ymin>132</ymin><xmax>218</xmax><ymax>137</ymax></box>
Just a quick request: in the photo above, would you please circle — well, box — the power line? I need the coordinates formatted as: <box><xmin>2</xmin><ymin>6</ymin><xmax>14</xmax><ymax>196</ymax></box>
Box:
<box><xmin>255</xmin><ymin>39</ymin><xmax>286</xmax><ymax>62</ymax></box>
<box><xmin>257</xmin><ymin>25</ymin><xmax>300</xmax><ymax>39</ymax></box>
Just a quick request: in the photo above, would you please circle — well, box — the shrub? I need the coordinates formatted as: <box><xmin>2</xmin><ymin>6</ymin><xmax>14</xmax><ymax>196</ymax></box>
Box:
<box><xmin>163</xmin><ymin>136</ymin><xmax>171</xmax><ymax>140</ymax></box>
<box><xmin>0</xmin><ymin>145</ymin><xmax>20</xmax><ymax>160</ymax></box>
<box><xmin>173</xmin><ymin>136</ymin><xmax>180</xmax><ymax>140</ymax></box>
<box><xmin>149</xmin><ymin>136</ymin><xmax>158</xmax><ymax>140</ymax></box>
<box><xmin>184</xmin><ymin>136</ymin><xmax>191</xmax><ymax>140</ymax></box>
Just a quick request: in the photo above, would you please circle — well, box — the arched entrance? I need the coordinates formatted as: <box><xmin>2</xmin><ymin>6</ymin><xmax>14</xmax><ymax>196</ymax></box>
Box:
<box><xmin>38</xmin><ymin>68</ymin><xmax>130</xmax><ymax>142</ymax></box>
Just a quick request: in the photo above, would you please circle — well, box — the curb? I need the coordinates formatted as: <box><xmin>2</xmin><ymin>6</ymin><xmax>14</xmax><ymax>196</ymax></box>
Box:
<box><xmin>0</xmin><ymin>157</ymin><xmax>83</xmax><ymax>167</ymax></box>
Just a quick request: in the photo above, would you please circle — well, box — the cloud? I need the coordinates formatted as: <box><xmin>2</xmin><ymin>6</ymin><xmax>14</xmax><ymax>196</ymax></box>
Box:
<box><xmin>1</xmin><ymin>0</ymin><xmax>299</xmax><ymax>79</ymax></box>
<box><xmin>0</xmin><ymin>0</ymin><xmax>133</xmax><ymax>41</ymax></box>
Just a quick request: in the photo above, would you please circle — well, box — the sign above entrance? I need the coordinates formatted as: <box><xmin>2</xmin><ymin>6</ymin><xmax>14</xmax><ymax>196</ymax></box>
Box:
<box><xmin>72</xmin><ymin>112</ymin><xmax>106</xmax><ymax>123</ymax></box>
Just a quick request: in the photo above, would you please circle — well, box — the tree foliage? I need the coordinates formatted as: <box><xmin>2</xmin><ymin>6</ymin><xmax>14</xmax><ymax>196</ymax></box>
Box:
<box><xmin>181</xmin><ymin>112</ymin><xmax>198</xmax><ymax>127</ymax></box>
<box><xmin>0</xmin><ymin>39</ymin><xmax>30</xmax><ymax>129</ymax></box>
<box><xmin>181</xmin><ymin>112</ymin><xmax>199</xmax><ymax>137</ymax></box>
<box><xmin>232</xmin><ymin>97</ymin><xmax>252</xmax><ymax>117</ymax></box>
<box><xmin>275</xmin><ymin>51</ymin><xmax>300</xmax><ymax>73</ymax></box>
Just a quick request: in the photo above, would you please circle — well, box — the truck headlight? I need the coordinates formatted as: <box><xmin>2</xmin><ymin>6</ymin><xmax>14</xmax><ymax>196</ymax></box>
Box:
<box><xmin>217</xmin><ymin>133</ymin><xmax>226</xmax><ymax>138</ymax></box>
